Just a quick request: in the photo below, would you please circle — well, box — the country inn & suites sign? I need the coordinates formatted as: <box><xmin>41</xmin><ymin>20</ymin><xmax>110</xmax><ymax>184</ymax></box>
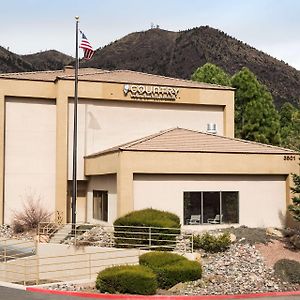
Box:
<box><xmin>123</xmin><ymin>84</ymin><xmax>179</xmax><ymax>101</ymax></box>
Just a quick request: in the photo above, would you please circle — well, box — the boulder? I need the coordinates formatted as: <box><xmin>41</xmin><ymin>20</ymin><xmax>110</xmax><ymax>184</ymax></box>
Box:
<box><xmin>290</xmin><ymin>234</ymin><xmax>300</xmax><ymax>249</ymax></box>
<box><xmin>266</xmin><ymin>227</ymin><xmax>283</xmax><ymax>238</ymax></box>
<box><xmin>229</xmin><ymin>233</ymin><xmax>237</xmax><ymax>243</ymax></box>
<box><xmin>168</xmin><ymin>282</ymin><xmax>187</xmax><ymax>293</ymax></box>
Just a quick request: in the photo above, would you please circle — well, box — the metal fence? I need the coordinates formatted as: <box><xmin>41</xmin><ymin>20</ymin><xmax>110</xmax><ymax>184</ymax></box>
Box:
<box><xmin>0</xmin><ymin>238</ymin><xmax>36</xmax><ymax>262</ymax></box>
<box><xmin>37</xmin><ymin>222</ymin><xmax>193</xmax><ymax>253</ymax></box>
<box><xmin>0</xmin><ymin>223</ymin><xmax>193</xmax><ymax>286</ymax></box>
<box><xmin>0</xmin><ymin>243</ymin><xmax>139</xmax><ymax>285</ymax></box>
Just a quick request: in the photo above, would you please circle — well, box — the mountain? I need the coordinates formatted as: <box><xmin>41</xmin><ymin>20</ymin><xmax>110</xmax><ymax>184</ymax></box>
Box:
<box><xmin>22</xmin><ymin>50</ymin><xmax>74</xmax><ymax>71</ymax></box>
<box><xmin>1</xmin><ymin>26</ymin><xmax>299</xmax><ymax>108</ymax></box>
<box><xmin>0</xmin><ymin>46</ymin><xmax>34</xmax><ymax>73</ymax></box>
<box><xmin>0</xmin><ymin>48</ymin><xmax>74</xmax><ymax>73</ymax></box>
<box><xmin>81</xmin><ymin>26</ymin><xmax>300</xmax><ymax>108</ymax></box>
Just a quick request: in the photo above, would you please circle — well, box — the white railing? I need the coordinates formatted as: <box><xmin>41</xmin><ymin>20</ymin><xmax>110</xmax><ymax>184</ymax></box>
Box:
<box><xmin>0</xmin><ymin>246</ymin><xmax>140</xmax><ymax>285</ymax></box>
<box><xmin>0</xmin><ymin>223</ymin><xmax>193</xmax><ymax>286</ymax></box>
<box><xmin>37</xmin><ymin>222</ymin><xmax>193</xmax><ymax>253</ymax></box>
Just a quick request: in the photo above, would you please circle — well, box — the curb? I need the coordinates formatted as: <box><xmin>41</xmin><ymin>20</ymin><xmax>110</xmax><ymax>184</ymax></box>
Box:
<box><xmin>0</xmin><ymin>281</ymin><xmax>26</xmax><ymax>290</ymax></box>
<box><xmin>26</xmin><ymin>287</ymin><xmax>300</xmax><ymax>299</ymax></box>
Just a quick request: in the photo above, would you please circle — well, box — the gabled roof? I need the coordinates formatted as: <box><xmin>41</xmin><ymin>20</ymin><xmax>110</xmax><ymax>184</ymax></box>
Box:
<box><xmin>86</xmin><ymin>128</ymin><xmax>298</xmax><ymax>158</ymax></box>
<box><xmin>0</xmin><ymin>68</ymin><xmax>233</xmax><ymax>90</ymax></box>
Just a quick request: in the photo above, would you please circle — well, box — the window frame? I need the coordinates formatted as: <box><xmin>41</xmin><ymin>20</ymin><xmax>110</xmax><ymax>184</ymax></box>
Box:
<box><xmin>183</xmin><ymin>191</ymin><xmax>239</xmax><ymax>225</ymax></box>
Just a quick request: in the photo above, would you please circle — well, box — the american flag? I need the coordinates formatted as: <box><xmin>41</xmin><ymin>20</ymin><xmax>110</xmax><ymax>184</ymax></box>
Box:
<box><xmin>79</xmin><ymin>31</ymin><xmax>94</xmax><ymax>60</ymax></box>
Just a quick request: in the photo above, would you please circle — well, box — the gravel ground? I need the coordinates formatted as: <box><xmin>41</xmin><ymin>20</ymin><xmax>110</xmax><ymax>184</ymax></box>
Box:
<box><xmin>45</xmin><ymin>240</ymin><xmax>299</xmax><ymax>295</ymax></box>
<box><xmin>0</xmin><ymin>224</ymin><xmax>35</xmax><ymax>240</ymax></box>
<box><xmin>256</xmin><ymin>239</ymin><xmax>300</xmax><ymax>268</ymax></box>
<box><xmin>172</xmin><ymin>242</ymin><xmax>299</xmax><ymax>295</ymax></box>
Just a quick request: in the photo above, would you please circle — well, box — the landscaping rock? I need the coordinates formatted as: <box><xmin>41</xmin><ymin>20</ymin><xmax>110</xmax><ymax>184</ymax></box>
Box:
<box><xmin>174</xmin><ymin>243</ymin><xmax>298</xmax><ymax>295</ymax></box>
<box><xmin>168</xmin><ymin>282</ymin><xmax>187</xmax><ymax>293</ymax></box>
<box><xmin>266</xmin><ymin>227</ymin><xmax>283</xmax><ymax>238</ymax></box>
<box><xmin>0</xmin><ymin>224</ymin><xmax>35</xmax><ymax>241</ymax></box>
<box><xmin>290</xmin><ymin>234</ymin><xmax>300</xmax><ymax>249</ymax></box>
<box><xmin>229</xmin><ymin>233</ymin><xmax>237</xmax><ymax>243</ymax></box>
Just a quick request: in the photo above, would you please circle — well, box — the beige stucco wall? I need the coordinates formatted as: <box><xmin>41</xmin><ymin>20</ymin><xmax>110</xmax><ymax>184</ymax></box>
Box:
<box><xmin>0</xmin><ymin>75</ymin><xmax>234</xmax><ymax>224</ymax></box>
<box><xmin>35</xmin><ymin>244</ymin><xmax>139</xmax><ymax>282</ymax></box>
<box><xmin>4</xmin><ymin>98</ymin><xmax>56</xmax><ymax>223</ymax></box>
<box><xmin>0</xmin><ymin>244</ymin><xmax>140</xmax><ymax>283</ymax></box>
<box><xmin>69</xmin><ymin>99</ymin><xmax>224</xmax><ymax>180</ymax></box>
<box><xmin>86</xmin><ymin>174</ymin><xmax>117</xmax><ymax>224</ymax></box>
<box><xmin>85</xmin><ymin>151</ymin><xmax>299</xmax><ymax>223</ymax></box>
<box><xmin>133</xmin><ymin>174</ymin><xmax>287</xmax><ymax>228</ymax></box>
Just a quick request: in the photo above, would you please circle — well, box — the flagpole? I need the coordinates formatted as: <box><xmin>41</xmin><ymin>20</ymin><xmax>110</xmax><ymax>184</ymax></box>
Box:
<box><xmin>72</xmin><ymin>16</ymin><xmax>79</xmax><ymax>228</ymax></box>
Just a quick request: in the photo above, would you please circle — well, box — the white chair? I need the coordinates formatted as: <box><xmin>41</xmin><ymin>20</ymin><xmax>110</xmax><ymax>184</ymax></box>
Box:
<box><xmin>188</xmin><ymin>215</ymin><xmax>201</xmax><ymax>225</ymax></box>
<box><xmin>207</xmin><ymin>214</ymin><xmax>222</xmax><ymax>224</ymax></box>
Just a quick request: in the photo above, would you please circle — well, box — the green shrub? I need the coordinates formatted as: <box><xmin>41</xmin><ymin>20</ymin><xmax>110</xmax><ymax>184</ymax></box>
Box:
<box><xmin>139</xmin><ymin>251</ymin><xmax>202</xmax><ymax>289</ymax></box>
<box><xmin>139</xmin><ymin>251</ymin><xmax>186</xmax><ymax>268</ymax></box>
<box><xmin>157</xmin><ymin>259</ymin><xmax>202</xmax><ymax>289</ymax></box>
<box><xmin>193</xmin><ymin>232</ymin><xmax>231</xmax><ymax>253</ymax></box>
<box><xmin>274</xmin><ymin>259</ymin><xmax>300</xmax><ymax>284</ymax></box>
<box><xmin>113</xmin><ymin>209</ymin><xmax>181</xmax><ymax>250</ymax></box>
<box><xmin>96</xmin><ymin>265</ymin><xmax>157</xmax><ymax>295</ymax></box>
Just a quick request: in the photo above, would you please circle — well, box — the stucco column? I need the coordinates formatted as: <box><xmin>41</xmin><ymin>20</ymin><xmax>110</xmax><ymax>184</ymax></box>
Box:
<box><xmin>55</xmin><ymin>90</ymin><xmax>69</xmax><ymax>224</ymax></box>
<box><xmin>0</xmin><ymin>94</ymin><xmax>4</xmax><ymax>224</ymax></box>
<box><xmin>117</xmin><ymin>154</ymin><xmax>134</xmax><ymax>218</ymax></box>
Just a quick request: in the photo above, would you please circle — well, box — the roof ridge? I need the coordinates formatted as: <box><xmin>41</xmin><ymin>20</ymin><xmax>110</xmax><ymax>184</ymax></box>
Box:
<box><xmin>85</xmin><ymin>127</ymin><xmax>298</xmax><ymax>158</ymax></box>
<box><xmin>0</xmin><ymin>69</ymin><xmax>64</xmax><ymax>77</ymax></box>
<box><xmin>120</xmin><ymin>128</ymin><xmax>178</xmax><ymax>150</ymax></box>
<box><xmin>85</xmin><ymin>128</ymin><xmax>178</xmax><ymax>158</ymax></box>
<box><xmin>58</xmin><ymin>69</ymin><xmax>110</xmax><ymax>79</ymax></box>
<box><xmin>110</xmin><ymin>69</ymin><xmax>232</xmax><ymax>89</ymax></box>
<box><xmin>176</xmin><ymin>127</ymin><xmax>297</xmax><ymax>153</ymax></box>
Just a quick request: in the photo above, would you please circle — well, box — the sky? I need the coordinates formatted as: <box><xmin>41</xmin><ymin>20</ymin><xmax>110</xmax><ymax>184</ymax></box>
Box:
<box><xmin>1</xmin><ymin>0</ymin><xmax>300</xmax><ymax>70</ymax></box>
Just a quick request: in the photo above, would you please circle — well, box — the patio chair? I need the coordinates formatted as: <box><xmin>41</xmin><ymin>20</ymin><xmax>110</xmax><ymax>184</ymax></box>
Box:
<box><xmin>188</xmin><ymin>215</ymin><xmax>201</xmax><ymax>225</ymax></box>
<box><xmin>207</xmin><ymin>214</ymin><xmax>222</xmax><ymax>224</ymax></box>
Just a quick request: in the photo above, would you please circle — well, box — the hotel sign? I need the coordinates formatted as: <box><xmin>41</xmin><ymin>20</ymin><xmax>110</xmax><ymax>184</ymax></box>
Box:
<box><xmin>123</xmin><ymin>84</ymin><xmax>179</xmax><ymax>101</ymax></box>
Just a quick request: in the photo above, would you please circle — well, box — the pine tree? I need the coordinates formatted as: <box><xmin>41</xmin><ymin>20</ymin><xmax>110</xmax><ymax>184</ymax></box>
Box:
<box><xmin>191</xmin><ymin>63</ymin><xmax>231</xmax><ymax>86</ymax></box>
<box><xmin>231</xmin><ymin>67</ymin><xmax>281</xmax><ymax>145</ymax></box>
<box><xmin>289</xmin><ymin>173</ymin><xmax>300</xmax><ymax>222</ymax></box>
<box><xmin>279</xmin><ymin>103</ymin><xmax>300</xmax><ymax>150</ymax></box>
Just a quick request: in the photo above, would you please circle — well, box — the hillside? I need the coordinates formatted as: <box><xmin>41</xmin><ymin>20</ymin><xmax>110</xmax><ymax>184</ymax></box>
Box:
<box><xmin>82</xmin><ymin>27</ymin><xmax>300</xmax><ymax>108</ymax></box>
<box><xmin>22</xmin><ymin>50</ymin><xmax>74</xmax><ymax>71</ymax></box>
<box><xmin>0</xmin><ymin>46</ymin><xmax>34</xmax><ymax>73</ymax></box>
<box><xmin>1</xmin><ymin>26</ymin><xmax>299</xmax><ymax>108</ymax></box>
<box><xmin>0</xmin><ymin>48</ymin><xmax>74</xmax><ymax>74</ymax></box>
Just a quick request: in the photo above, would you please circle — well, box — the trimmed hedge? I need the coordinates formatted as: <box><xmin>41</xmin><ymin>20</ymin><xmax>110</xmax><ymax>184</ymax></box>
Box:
<box><xmin>114</xmin><ymin>208</ymin><xmax>180</xmax><ymax>228</ymax></box>
<box><xmin>96</xmin><ymin>265</ymin><xmax>157</xmax><ymax>295</ymax></box>
<box><xmin>114</xmin><ymin>209</ymin><xmax>181</xmax><ymax>249</ymax></box>
<box><xmin>139</xmin><ymin>251</ymin><xmax>202</xmax><ymax>289</ymax></box>
<box><xmin>193</xmin><ymin>232</ymin><xmax>231</xmax><ymax>253</ymax></box>
<box><xmin>157</xmin><ymin>259</ymin><xmax>202</xmax><ymax>289</ymax></box>
<box><xmin>139</xmin><ymin>251</ymin><xmax>186</xmax><ymax>268</ymax></box>
<box><xmin>274</xmin><ymin>259</ymin><xmax>300</xmax><ymax>284</ymax></box>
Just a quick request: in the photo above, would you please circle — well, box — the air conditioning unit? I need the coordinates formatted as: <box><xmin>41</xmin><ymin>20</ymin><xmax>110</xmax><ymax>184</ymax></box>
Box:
<box><xmin>207</xmin><ymin>123</ymin><xmax>217</xmax><ymax>134</ymax></box>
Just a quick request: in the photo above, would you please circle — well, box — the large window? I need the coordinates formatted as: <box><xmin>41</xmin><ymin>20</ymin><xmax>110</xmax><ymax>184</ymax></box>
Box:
<box><xmin>93</xmin><ymin>190</ymin><xmax>108</xmax><ymax>221</ymax></box>
<box><xmin>184</xmin><ymin>191</ymin><xmax>239</xmax><ymax>225</ymax></box>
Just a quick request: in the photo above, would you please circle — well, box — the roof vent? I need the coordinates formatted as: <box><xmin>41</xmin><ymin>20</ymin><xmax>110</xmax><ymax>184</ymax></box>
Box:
<box><xmin>207</xmin><ymin>123</ymin><xmax>217</xmax><ymax>134</ymax></box>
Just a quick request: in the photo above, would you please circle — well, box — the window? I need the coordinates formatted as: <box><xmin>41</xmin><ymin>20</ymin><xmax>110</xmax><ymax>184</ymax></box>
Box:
<box><xmin>93</xmin><ymin>190</ymin><xmax>108</xmax><ymax>221</ymax></box>
<box><xmin>184</xmin><ymin>191</ymin><xmax>239</xmax><ymax>225</ymax></box>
